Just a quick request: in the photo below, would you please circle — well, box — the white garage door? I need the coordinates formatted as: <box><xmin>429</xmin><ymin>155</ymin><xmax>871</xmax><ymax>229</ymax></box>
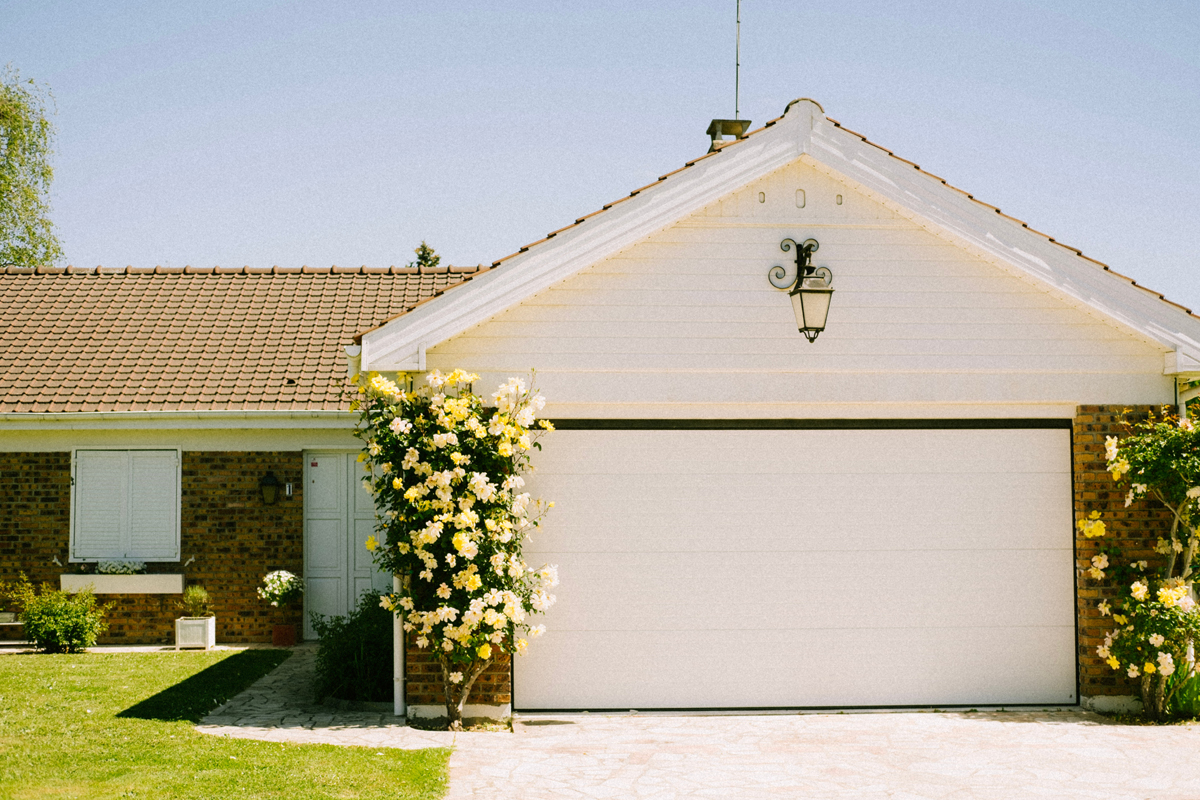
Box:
<box><xmin>516</xmin><ymin>426</ymin><xmax>1075</xmax><ymax>710</ymax></box>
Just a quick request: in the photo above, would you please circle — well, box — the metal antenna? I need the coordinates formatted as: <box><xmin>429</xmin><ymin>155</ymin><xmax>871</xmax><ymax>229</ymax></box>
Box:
<box><xmin>735</xmin><ymin>0</ymin><xmax>741</xmax><ymax>120</ymax></box>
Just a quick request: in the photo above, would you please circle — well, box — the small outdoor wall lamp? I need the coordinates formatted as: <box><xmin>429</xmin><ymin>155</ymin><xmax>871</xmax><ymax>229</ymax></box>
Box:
<box><xmin>768</xmin><ymin>237</ymin><xmax>834</xmax><ymax>343</ymax></box>
<box><xmin>259</xmin><ymin>471</ymin><xmax>281</xmax><ymax>505</ymax></box>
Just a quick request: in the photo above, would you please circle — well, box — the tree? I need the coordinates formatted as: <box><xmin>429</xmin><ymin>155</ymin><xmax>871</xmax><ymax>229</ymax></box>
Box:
<box><xmin>352</xmin><ymin>368</ymin><xmax>557</xmax><ymax>729</ymax></box>
<box><xmin>407</xmin><ymin>241</ymin><xmax>440</xmax><ymax>271</ymax></box>
<box><xmin>0</xmin><ymin>65</ymin><xmax>62</xmax><ymax>268</ymax></box>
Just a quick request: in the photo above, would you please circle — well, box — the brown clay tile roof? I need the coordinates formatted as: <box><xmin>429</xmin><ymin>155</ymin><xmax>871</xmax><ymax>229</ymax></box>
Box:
<box><xmin>0</xmin><ymin>265</ymin><xmax>479</xmax><ymax>413</ymax></box>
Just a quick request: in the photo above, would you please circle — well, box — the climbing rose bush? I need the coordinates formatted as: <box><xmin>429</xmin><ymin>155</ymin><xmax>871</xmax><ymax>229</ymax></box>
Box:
<box><xmin>352</xmin><ymin>368</ymin><xmax>556</xmax><ymax>729</ymax></box>
<box><xmin>1085</xmin><ymin>409</ymin><xmax>1200</xmax><ymax>719</ymax></box>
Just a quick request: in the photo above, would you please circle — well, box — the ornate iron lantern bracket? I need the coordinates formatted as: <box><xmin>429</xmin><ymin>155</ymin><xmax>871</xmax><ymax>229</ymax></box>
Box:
<box><xmin>768</xmin><ymin>237</ymin><xmax>834</xmax><ymax>343</ymax></box>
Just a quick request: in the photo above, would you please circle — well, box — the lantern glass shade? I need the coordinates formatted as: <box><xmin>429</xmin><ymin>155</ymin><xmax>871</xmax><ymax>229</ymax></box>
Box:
<box><xmin>789</xmin><ymin>276</ymin><xmax>834</xmax><ymax>342</ymax></box>
<box><xmin>259</xmin><ymin>471</ymin><xmax>281</xmax><ymax>505</ymax></box>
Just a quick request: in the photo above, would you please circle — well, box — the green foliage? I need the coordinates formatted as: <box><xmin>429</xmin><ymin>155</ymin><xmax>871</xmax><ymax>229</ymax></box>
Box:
<box><xmin>1088</xmin><ymin>409</ymin><xmax>1200</xmax><ymax>719</ymax></box>
<box><xmin>407</xmin><ymin>240</ymin><xmax>440</xmax><ymax>271</ymax></box>
<box><xmin>310</xmin><ymin>590</ymin><xmax>394</xmax><ymax>703</ymax></box>
<box><xmin>19</xmin><ymin>582</ymin><xmax>112</xmax><ymax>653</ymax></box>
<box><xmin>257</xmin><ymin>569</ymin><xmax>304</xmax><ymax>607</ymax></box>
<box><xmin>0</xmin><ymin>65</ymin><xmax>63</xmax><ymax>268</ymax></box>
<box><xmin>353</xmin><ymin>369</ymin><xmax>555</xmax><ymax>727</ymax></box>
<box><xmin>1168</xmin><ymin>668</ymin><xmax>1200</xmax><ymax>718</ymax></box>
<box><xmin>177</xmin><ymin>584</ymin><xmax>213</xmax><ymax>618</ymax></box>
<box><xmin>0</xmin><ymin>571</ymin><xmax>33</xmax><ymax>612</ymax></box>
<box><xmin>0</xmin><ymin>651</ymin><xmax>449</xmax><ymax>798</ymax></box>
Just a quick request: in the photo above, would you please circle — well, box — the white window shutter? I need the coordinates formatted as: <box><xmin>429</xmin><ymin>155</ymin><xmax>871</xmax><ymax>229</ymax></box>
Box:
<box><xmin>128</xmin><ymin>451</ymin><xmax>180</xmax><ymax>560</ymax></box>
<box><xmin>74</xmin><ymin>451</ymin><xmax>127</xmax><ymax>559</ymax></box>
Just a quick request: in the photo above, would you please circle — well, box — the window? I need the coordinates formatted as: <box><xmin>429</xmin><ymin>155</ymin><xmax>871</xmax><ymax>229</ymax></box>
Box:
<box><xmin>71</xmin><ymin>449</ymin><xmax>180</xmax><ymax>561</ymax></box>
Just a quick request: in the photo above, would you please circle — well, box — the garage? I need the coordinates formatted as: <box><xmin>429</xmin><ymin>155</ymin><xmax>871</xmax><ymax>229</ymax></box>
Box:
<box><xmin>517</xmin><ymin>425</ymin><xmax>1076</xmax><ymax>710</ymax></box>
<box><xmin>358</xmin><ymin>98</ymin><xmax>1199</xmax><ymax>717</ymax></box>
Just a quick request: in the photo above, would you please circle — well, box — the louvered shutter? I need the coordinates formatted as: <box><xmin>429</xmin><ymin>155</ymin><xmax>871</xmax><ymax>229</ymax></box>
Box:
<box><xmin>73</xmin><ymin>450</ymin><xmax>180</xmax><ymax>561</ymax></box>
<box><xmin>128</xmin><ymin>451</ymin><xmax>179</xmax><ymax>560</ymax></box>
<box><xmin>73</xmin><ymin>451</ymin><xmax>127</xmax><ymax>559</ymax></box>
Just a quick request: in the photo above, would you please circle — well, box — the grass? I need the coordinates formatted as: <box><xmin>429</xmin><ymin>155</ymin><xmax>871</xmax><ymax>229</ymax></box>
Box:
<box><xmin>0</xmin><ymin>650</ymin><xmax>449</xmax><ymax>800</ymax></box>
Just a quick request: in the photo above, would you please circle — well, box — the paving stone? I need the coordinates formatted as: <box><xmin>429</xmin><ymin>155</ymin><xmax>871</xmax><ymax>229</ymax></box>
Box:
<box><xmin>194</xmin><ymin>644</ymin><xmax>1200</xmax><ymax>798</ymax></box>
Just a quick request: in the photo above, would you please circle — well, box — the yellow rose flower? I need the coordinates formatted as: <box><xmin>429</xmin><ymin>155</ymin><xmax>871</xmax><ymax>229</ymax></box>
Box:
<box><xmin>1144</xmin><ymin>662</ymin><xmax>1156</xmax><ymax>674</ymax></box>
<box><xmin>477</xmin><ymin>643</ymin><xmax>492</xmax><ymax>659</ymax></box>
<box><xmin>393</xmin><ymin>477</ymin><xmax>404</xmax><ymax>490</ymax></box>
<box><xmin>365</xmin><ymin>535</ymin><xmax>378</xmax><ymax>552</ymax></box>
<box><xmin>1106</xmin><ymin>656</ymin><xmax>1120</xmax><ymax>670</ymax></box>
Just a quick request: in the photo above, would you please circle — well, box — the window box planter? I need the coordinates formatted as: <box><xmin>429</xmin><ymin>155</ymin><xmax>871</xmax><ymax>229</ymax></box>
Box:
<box><xmin>175</xmin><ymin>617</ymin><xmax>216</xmax><ymax>650</ymax></box>
<box><xmin>60</xmin><ymin>574</ymin><xmax>184</xmax><ymax>595</ymax></box>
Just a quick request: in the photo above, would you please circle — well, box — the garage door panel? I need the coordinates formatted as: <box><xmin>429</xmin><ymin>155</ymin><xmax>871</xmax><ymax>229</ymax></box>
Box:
<box><xmin>517</xmin><ymin>427</ymin><xmax>1074</xmax><ymax>709</ymax></box>
<box><xmin>529</xmin><ymin>429</ymin><xmax>1069</xmax><ymax>475</ymax></box>
<box><xmin>535</xmin><ymin>549</ymin><xmax>1073</xmax><ymax>631</ymax></box>
<box><xmin>516</xmin><ymin>625</ymin><xmax>1076</xmax><ymax>709</ymax></box>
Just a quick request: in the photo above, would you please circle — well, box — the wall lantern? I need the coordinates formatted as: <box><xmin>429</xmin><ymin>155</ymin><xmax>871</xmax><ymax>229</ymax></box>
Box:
<box><xmin>768</xmin><ymin>237</ymin><xmax>834</xmax><ymax>342</ymax></box>
<box><xmin>259</xmin><ymin>471</ymin><xmax>281</xmax><ymax>505</ymax></box>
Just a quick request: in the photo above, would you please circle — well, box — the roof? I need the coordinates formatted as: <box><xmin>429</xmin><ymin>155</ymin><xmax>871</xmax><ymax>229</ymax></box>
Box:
<box><xmin>358</xmin><ymin>99</ymin><xmax>1200</xmax><ymax>377</ymax></box>
<box><xmin>0</xmin><ymin>264</ymin><xmax>481</xmax><ymax>413</ymax></box>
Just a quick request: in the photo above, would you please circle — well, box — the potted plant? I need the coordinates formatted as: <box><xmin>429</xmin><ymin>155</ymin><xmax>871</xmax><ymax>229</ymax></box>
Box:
<box><xmin>174</xmin><ymin>584</ymin><xmax>216</xmax><ymax>650</ymax></box>
<box><xmin>258</xmin><ymin>570</ymin><xmax>304</xmax><ymax>646</ymax></box>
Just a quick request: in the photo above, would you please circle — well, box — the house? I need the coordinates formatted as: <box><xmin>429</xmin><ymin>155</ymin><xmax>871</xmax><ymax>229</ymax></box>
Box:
<box><xmin>358</xmin><ymin>98</ymin><xmax>1200</xmax><ymax>717</ymax></box>
<box><xmin>0</xmin><ymin>264</ymin><xmax>484</xmax><ymax>643</ymax></box>
<box><xmin>4</xmin><ymin>97</ymin><xmax>1198</xmax><ymax>719</ymax></box>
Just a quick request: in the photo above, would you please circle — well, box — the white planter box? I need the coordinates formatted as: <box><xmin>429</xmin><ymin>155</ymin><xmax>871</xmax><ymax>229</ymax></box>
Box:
<box><xmin>60</xmin><ymin>574</ymin><xmax>184</xmax><ymax>594</ymax></box>
<box><xmin>175</xmin><ymin>617</ymin><xmax>216</xmax><ymax>650</ymax></box>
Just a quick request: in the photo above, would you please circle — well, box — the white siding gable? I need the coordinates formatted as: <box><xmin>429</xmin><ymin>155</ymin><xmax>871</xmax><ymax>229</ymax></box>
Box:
<box><xmin>428</xmin><ymin>160</ymin><xmax>1172</xmax><ymax>419</ymax></box>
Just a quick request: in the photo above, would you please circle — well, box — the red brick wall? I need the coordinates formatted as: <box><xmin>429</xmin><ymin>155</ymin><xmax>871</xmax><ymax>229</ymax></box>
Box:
<box><xmin>1074</xmin><ymin>405</ymin><xmax>1175</xmax><ymax>697</ymax></box>
<box><xmin>179</xmin><ymin>452</ymin><xmax>304</xmax><ymax>643</ymax></box>
<box><xmin>405</xmin><ymin>641</ymin><xmax>511</xmax><ymax>707</ymax></box>
<box><xmin>0</xmin><ymin>451</ymin><xmax>303</xmax><ymax>644</ymax></box>
<box><xmin>0</xmin><ymin>452</ymin><xmax>71</xmax><ymax>588</ymax></box>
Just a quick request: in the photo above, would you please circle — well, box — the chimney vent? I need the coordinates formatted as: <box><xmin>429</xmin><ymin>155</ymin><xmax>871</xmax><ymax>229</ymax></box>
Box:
<box><xmin>707</xmin><ymin>119</ymin><xmax>751</xmax><ymax>152</ymax></box>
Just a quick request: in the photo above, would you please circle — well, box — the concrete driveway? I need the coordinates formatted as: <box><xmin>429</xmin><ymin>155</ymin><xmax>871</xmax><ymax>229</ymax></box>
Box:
<box><xmin>450</xmin><ymin>710</ymin><xmax>1200</xmax><ymax>800</ymax></box>
<box><xmin>198</xmin><ymin>647</ymin><xmax>1200</xmax><ymax>799</ymax></box>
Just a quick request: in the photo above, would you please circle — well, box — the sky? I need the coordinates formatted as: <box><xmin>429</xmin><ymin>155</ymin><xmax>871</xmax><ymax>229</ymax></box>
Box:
<box><xmin>4</xmin><ymin>1</ymin><xmax>1199</xmax><ymax>310</ymax></box>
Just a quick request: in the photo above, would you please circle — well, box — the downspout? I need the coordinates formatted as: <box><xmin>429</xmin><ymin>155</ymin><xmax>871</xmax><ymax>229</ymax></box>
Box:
<box><xmin>394</xmin><ymin>574</ymin><xmax>406</xmax><ymax>720</ymax></box>
<box><xmin>345</xmin><ymin>345</ymin><xmax>362</xmax><ymax>380</ymax></box>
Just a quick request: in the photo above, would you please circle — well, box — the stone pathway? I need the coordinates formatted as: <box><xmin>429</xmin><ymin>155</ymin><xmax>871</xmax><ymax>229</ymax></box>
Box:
<box><xmin>199</xmin><ymin>643</ymin><xmax>455</xmax><ymax>749</ymax></box>
<box><xmin>198</xmin><ymin>649</ymin><xmax>1200</xmax><ymax>799</ymax></box>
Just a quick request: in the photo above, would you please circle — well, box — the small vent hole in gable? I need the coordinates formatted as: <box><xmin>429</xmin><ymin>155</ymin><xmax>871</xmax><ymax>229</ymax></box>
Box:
<box><xmin>836</xmin><ymin>194</ymin><xmax>843</xmax><ymax>205</ymax></box>
<box><xmin>758</xmin><ymin>192</ymin><xmax>765</xmax><ymax>203</ymax></box>
<box><xmin>795</xmin><ymin>190</ymin><xmax>806</xmax><ymax>208</ymax></box>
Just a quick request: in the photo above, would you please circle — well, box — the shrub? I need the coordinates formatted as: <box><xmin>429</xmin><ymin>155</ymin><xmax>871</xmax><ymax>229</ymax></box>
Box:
<box><xmin>177</xmin><ymin>585</ymin><xmax>212</xmax><ymax>618</ymax></box>
<box><xmin>0</xmin><ymin>573</ymin><xmax>33</xmax><ymax>613</ymax></box>
<box><xmin>20</xmin><ymin>583</ymin><xmax>112</xmax><ymax>653</ymax></box>
<box><xmin>311</xmin><ymin>591</ymin><xmax>393</xmax><ymax>703</ymax></box>
<box><xmin>353</xmin><ymin>368</ymin><xmax>556</xmax><ymax>729</ymax></box>
<box><xmin>258</xmin><ymin>570</ymin><xmax>304</xmax><ymax>607</ymax></box>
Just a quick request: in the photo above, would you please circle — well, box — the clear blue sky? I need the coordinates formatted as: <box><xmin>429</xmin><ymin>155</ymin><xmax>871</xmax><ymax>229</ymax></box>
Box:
<box><xmin>5</xmin><ymin>1</ymin><xmax>1199</xmax><ymax>310</ymax></box>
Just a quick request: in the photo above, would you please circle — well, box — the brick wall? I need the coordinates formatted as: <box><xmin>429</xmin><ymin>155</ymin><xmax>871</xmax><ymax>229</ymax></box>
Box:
<box><xmin>405</xmin><ymin>640</ymin><xmax>512</xmax><ymax>707</ymax></box>
<box><xmin>179</xmin><ymin>452</ymin><xmax>304</xmax><ymax>643</ymax></box>
<box><xmin>0</xmin><ymin>451</ymin><xmax>303</xmax><ymax>644</ymax></box>
<box><xmin>1074</xmin><ymin>405</ymin><xmax>1175</xmax><ymax>697</ymax></box>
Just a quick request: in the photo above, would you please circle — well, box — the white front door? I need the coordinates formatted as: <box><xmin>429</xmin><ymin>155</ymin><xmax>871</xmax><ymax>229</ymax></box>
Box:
<box><xmin>303</xmin><ymin>451</ymin><xmax>391</xmax><ymax>639</ymax></box>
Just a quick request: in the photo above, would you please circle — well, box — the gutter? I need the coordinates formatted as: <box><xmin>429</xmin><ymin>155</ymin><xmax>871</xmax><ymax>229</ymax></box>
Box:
<box><xmin>0</xmin><ymin>410</ymin><xmax>357</xmax><ymax>431</ymax></box>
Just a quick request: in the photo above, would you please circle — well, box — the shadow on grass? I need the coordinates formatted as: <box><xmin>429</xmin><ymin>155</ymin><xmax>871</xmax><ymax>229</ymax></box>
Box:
<box><xmin>118</xmin><ymin>649</ymin><xmax>291</xmax><ymax>723</ymax></box>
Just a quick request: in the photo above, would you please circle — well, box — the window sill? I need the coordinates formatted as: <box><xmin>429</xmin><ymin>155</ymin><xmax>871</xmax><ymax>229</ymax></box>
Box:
<box><xmin>60</xmin><ymin>574</ymin><xmax>184</xmax><ymax>595</ymax></box>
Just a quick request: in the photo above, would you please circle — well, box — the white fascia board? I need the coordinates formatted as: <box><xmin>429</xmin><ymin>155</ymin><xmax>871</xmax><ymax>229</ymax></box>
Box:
<box><xmin>1165</xmin><ymin>350</ymin><xmax>1200</xmax><ymax>378</ymax></box>
<box><xmin>361</xmin><ymin>102</ymin><xmax>824</xmax><ymax>371</ymax></box>
<box><xmin>801</xmin><ymin>116</ymin><xmax>1200</xmax><ymax>366</ymax></box>
<box><xmin>0</xmin><ymin>409</ymin><xmax>355</xmax><ymax>431</ymax></box>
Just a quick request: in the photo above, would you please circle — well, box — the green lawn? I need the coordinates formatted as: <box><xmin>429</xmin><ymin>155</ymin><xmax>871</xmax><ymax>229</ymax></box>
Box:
<box><xmin>0</xmin><ymin>650</ymin><xmax>448</xmax><ymax>800</ymax></box>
